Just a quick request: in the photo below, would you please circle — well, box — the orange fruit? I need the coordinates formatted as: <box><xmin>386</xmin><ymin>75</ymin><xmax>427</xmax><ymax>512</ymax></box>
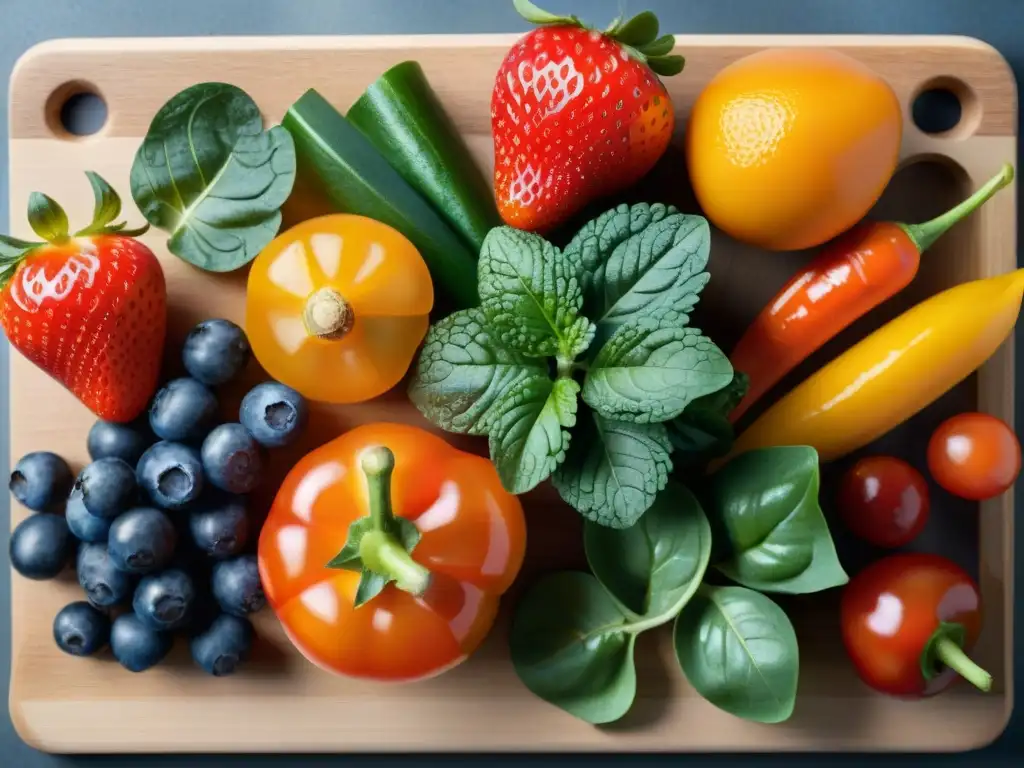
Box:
<box><xmin>685</xmin><ymin>48</ymin><xmax>903</xmax><ymax>252</ymax></box>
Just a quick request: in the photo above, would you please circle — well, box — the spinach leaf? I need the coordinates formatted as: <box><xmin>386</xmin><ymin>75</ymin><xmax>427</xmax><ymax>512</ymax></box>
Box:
<box><xmin>582</xmin><ymin>307</ymin><xmax>733</xmax><ymax>424</ymax></box>
<box><xmin>488</xmin><ymin>376</ymin><xmax>579</xmax><ymax>494</ymax></box>
<box><xmin>478</xmin><ymin>227</ymin><xmax>595</xmax><ymax>360</ymax></box>
<box><xmin>408</xmin><ymin>309</ymin><xmax>547</xmax><ymax>435</ymax></box>
<box><xmin>673</xmin><ymin>585</ymin><xmax>799</xmax><ymax>724</ymax></box>
<box><xmin>551</xmin><ymin>408</ymin><xmax>672</xmax><ymax>528</ymax></box>
<box><xmin>584</xmin><ymin>482</ymin><xmax>711</xmax><ymax>617</ymax></box>
<box><xmin>130</xmin><ymin>82</ymin><xmax>296</xmax><ymax>272</ymax></box>
<box><xmin>667</xmin><ymin>371</ymin><xmax>749</xmax><ymax>466</ymax></box>
<box><xmin>564</xmin><ymin>202</ymin><xmax>710</xmax><ymax>343</ymax></box>
<box><xmin>509</xmin><ymin>571</ymin><xmax>637</xmax><ymax>725</ymax></box>
<box><xmin>707</xmin><ymin>446</ymin><xmax>849</xmax><ymax>594</ymax></box>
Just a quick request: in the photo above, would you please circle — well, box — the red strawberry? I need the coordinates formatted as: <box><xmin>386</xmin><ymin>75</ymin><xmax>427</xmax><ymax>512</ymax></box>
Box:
<box><xmin>0</xmin><ymin>172</ymin><xmax>166</xmax><ymax>422</ymax></box>
<box><xmin>492</xmin><ymin>1</ymin><xmax>684</xmax><ymax>232</ymax></box>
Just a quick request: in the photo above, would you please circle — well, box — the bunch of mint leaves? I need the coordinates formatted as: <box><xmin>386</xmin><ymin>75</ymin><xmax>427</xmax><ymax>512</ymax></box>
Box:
<box><xmin>409</xmin><ymin>202</ymin><xmax>742</xmax><ymax>529</ymax></box>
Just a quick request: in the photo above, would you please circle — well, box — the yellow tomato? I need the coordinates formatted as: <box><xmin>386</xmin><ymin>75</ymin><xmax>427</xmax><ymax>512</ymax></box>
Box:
<box><xmin>685</xmin><ymin>48</ymin><xmax>903</xmax><ymax>252</ymax></box>
<box><xmin>246</xmin><ymin>214</ymin><xmax>434</xmax><ymax>404</ymax></box>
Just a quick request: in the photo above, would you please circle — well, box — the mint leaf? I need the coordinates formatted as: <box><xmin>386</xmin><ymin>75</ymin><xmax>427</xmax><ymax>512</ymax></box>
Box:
<box><xmin>582</xmin><ymin>308</ymin><xmax>734</xmax><ymax>424</ymax></box>
<box><xmin>488</xmin><ymin>376</ymin><xmax>579</xmax><ymax>494</ymax></box>
<box><xmin>564</xmin><ymin>203</ymin><xmax>710</xmax><ymax>343</ymax></box>
<box><xmin>667</xmin><ymin>371</ymin><xmax>749</xmax><ymax>466</ymax></box>
<box><xmin>552</xmin><ymin>408</ymin><xmax>672</xmax><ymax>528</ymax></box>
<box><xmin>478</xmin><ymin>227</ymin><xmax>595</xmax><ymax>359</ymax></box>
<box><xmin>408</xmin><ymin>308</ymin><xmax>546</xmax><ymax>435</ymax></box>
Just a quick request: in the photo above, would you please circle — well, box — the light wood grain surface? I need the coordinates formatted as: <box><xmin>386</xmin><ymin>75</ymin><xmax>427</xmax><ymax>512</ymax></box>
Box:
<box><xmin>6</xmin><ymin>34</ymin><xmax>1018</xmax><ymax>754</ymax></box>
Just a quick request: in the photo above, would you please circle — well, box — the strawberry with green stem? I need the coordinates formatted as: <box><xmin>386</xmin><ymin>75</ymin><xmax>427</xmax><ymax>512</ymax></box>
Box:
<box><xmin>492</xmin><ymin>0</ymin><xmax>684</xmax><ymax>232</ymax></box>
<box><xmin>0</xmin><ymin>172</ymin><xmax>167</xmax><ymax>422</ymax></box>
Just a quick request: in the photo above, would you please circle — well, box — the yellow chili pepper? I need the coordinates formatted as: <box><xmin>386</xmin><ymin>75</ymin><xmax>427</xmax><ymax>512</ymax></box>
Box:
<box><xmin>724</xmin><ymin>268</ymin><xmax>1024</xmax><ymax>464</ymax></box>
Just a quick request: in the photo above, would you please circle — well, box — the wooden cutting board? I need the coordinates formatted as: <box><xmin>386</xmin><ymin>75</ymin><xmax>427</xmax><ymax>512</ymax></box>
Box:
<box><xmin>6</xmin><ymin>33</ymin><xmax>1017</xmax><ymax>754</ymax></box>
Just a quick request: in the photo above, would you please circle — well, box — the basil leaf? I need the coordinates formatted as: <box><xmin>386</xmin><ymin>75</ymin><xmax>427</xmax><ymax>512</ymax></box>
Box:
<box><xmin>477</xmin><ymin>227</ymin><xmax>595</xmax><ymax>360</ymax></box>
<box><xmin>488</xmin><ymin>376</ymin><xmax>579</xmax><ymax>494</ymax></box>
<box><xmin>584</xmin><ymin>482</ymin><xmax>711</xmax><ymax>618</ymax></box>
<box><xmin>667</xmin><ymin>371</ymin><xmax>749</xmax><ymax>466</ymax></box>
<box><xmin>130</xmin><ymin>82</ymin><xmax>297</xmax><ymax>272</ymax></box>
<box><xmin>551</xmin><ymin>409</ymin><xmax>672</xmax><ymax>529</ymax></box>
<box><xmin>509</xmin><ymin>571</ymin><xmax>636</xmax><ymax>725</ymax></box>
<box><xmin>408</xmin><ymin>309</ymin><xmax>546</xmax><ymax>435</ymax></box>
<box><xmin>673</xmin><ymin>585</ymin><xmax>799</xmax><ymax>724</ymax></box>
<box><xmin>564</xmin><ymin>202</ymin><xmax>710</xmax><ymax>343</ymax></box>
<box><xmin>707</xmin><ymin>446</ymin><xmax>849</xmax><ymax>594</ymax></box>
<box><xmin>582</xmin><ymin>307</ymin><xmax>733</xmax><ymax>424</ymax></box>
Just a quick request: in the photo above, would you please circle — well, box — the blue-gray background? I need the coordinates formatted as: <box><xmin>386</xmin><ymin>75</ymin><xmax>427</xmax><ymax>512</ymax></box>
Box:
<box><xmin>1</xmin><ymin>0</ymin><xmax>1021</xmax><ymax>766</ymax></box>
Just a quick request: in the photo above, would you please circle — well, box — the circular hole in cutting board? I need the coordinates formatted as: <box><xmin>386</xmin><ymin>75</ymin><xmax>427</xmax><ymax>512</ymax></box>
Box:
<box><xmin>44</xmin><ymin>81</ymin><xmax>108</xmax><ymax>138</ymax></box>
<box><xmin>911</xmin><ymin>77</ymin><xmax>981</xmax><ymax>139</ymax></box>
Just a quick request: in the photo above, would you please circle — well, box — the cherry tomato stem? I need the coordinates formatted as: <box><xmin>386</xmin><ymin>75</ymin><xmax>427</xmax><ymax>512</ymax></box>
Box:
<box><xmin>932</xmin><ymin>635</ymin><xmax>992</xmax><ymax>692</ymax></box>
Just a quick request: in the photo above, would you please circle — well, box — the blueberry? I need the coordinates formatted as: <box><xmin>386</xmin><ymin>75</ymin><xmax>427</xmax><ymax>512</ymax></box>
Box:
<box><xmin>190</xmin><ymin>614</ymin><xmax>253</xmax><ymax>676</ymax></box>
<box><xmin>73</xmin><ymin>458</ymin><xmax>138</xmax><ymax>520</ymax></box>
<box><xmin>211</xmin><ymin>555</ymin><xmax>265</xmax><ymax>616</ymax></box>
<box><xmin>200</xmin><ymin>423</ymin><xmax>264</xmax><ymax>494</ymax></box>
<box><xmin>77</xmin><ymin>542</ymin><xmax>136</xmax><ymax>607</ymax></box>
<box><xmin>65</xmin><ymin>493</ymin><xmax>112</xmax><ymax>543</ymax></box>
<box><xmin>87</xmin><ymin>418</ymin><xmax>154</xmax><ymax>465</ymax></box>
<box><xmin>137</xmin><ymin>441</ymin><xmax>205</xmax><ymax>510</ymax></box>
<box><xmin>183</xmin><ymin>319</ymin><xmax>252</xmax><ymax>387</ymax></box>
<box><xmin>188</xmin><ymin>495</ymin><xmax>249</xmax><ymax>559</ymax></box>
<box><xmin>239</xmin><ymin>382</ymin><xmax>307</xmax><ymax>448</ymax></box>
<box><xmin>53</xmin><ymin>601</ymin><xmax>110</xmax><ymax>657</ymax></box>
<box><xmin>132</xmin><ymin>569</ymin><xmax>195</xmax><ymax>631</ymax></box>
<box><xmin>9</xmin><ymin>451</ymin><xmax>73</xmax><ymax>512</ymax></box>
<box><xmin>110</xmin><ymin>613</ymin><xmax>172</xmax><ymax>672</ymax></box>
<box><xmin>9</xmin><ymin>514</ymin><xmax>75</xmax><ymax>580</ymax></box>
<box><xmin>107</xmin><ymin>507</ymin><xmax>177</xmax><ymax>574</ymax></box>
<box><xmin>149</xmin><ymin>377</ymin><xmax>218</xmax><ymax>443</ymax></box>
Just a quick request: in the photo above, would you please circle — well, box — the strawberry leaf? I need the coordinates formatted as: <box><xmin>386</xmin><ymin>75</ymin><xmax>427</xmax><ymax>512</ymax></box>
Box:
<box><xmin>612</xmin><ymin>11</ymin><xmax>660</xmax><ymax>48</ymax></box>
<box><xmin>27</xmin><ymin>192</ymin><xmax>70</xmax><ymax>243</ymax></box>
<box><xmin>513</xmin><ymin>0</ymin><xmax>580</xmax><ymax>27</ymax></box>
<box><xmin>640</xmin><ymin>34</ymin><xmax>677</xmax><ymax>57</ymax></box>
<box><xmin>582</xmin><ymin>308</ymin><xmax>734</xmax><ymax>424</ymax></box>
<box><xmin>648</xmin><ymin>54</ymin><xmax>686</xmax><ymax>77</ymax></box>
<box><xmin>0</xmin><ymin>234</ymin><xmax>42</xmax><ymax>262</ymax></box>
<box><xmin>85</xmin><ymin>170</ymin><xmax>121</xmax><ymax>229</ymax></box>
<box><xmin>477</xmin><ymin>227</ymin><xmax>596</xmax><ymax>361</ymax></box>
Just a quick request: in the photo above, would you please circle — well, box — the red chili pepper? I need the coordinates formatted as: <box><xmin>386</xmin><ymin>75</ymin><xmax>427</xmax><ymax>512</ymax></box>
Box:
<box><xmin>840</xmin><ymin>553</ymin><xmax>991</xmax><ymax>697</ymax></box>
<box><xmin>729</xmin><ymin>164</ymin><xmax>1014</xmax><ymax>424</ymax></box>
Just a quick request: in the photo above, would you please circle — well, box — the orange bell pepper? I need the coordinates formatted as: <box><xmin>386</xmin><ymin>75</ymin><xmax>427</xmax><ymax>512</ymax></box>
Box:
<box><xmin>245</xmin><ymin>214</ymin><xmax>434</xmax><ymax>404</ymax></box>
<box><xmin>257</xmin><ymin>422</ymin><xmax>527</xmax><ymax>682</ymax></box>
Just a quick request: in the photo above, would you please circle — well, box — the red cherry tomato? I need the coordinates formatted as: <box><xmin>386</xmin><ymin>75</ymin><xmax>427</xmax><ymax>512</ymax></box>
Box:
<box><xmin>927</xmin><ymin>412</ymin><xmax>1021</xmax><ymax>501</ymax></box>
<box><xmin>838</xmin><ymin>456</ymin><xmax>929</xmax><ymax>548</ymax></box>
<box><xmin>840</xmin><ymin>553</ymin><xmax>990</xmax><ymax>698</ymax></box>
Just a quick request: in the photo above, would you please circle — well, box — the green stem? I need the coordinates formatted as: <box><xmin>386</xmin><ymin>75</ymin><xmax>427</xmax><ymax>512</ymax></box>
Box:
<box><xmin>357</xmin><ymin>446</ymin><xmax>431</xmax><ymax>597</ymax></box>
<box><xmin>933</xmin><ymin>635</ymin><xmax>992</xmax><ymax>692</ymax></box>
<box><xmin>901</xmin><ymin>163</ymin><xmax>1014</xmax><ymax>253</ymax></box>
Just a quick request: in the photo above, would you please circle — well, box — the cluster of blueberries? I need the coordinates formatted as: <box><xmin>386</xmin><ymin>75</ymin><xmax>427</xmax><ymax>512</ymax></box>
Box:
<box><xmin>8</xmin><ymin>319</ymin><xmax>307</xmax><ymax>675</ymax></box>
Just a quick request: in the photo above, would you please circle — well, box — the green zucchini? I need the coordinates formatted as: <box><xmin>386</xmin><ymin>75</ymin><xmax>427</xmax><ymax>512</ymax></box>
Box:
<box><xmin>282</xmin><ymin>88</ymin><xmax>478</xmax><ymax>310</ymax></box>
<box><xmin>347</xmin><ymin>61</ymin><xmax>499</xmax><ymax>254</ymax></box>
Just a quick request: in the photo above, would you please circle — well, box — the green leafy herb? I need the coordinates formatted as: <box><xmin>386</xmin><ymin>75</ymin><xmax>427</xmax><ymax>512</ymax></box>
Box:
<box><xmin>582</xmin><ymin>307</ymin><xmax>733</xmax><ymax>423</ymax></box>
<box><xmin>488</xmin><ymin>376</ymin><xmax>579</xmax><ymax>494</ymax></box>
<box><xmin>478</xmin><ymin>227</ymin><xmax>595</xmax><ymax>360</ymax></box>
<box><xmin>410</xmin><ymin>201</ymin><xmax>721</xmax><ymax>527</ymax></box>
<box><xmin>706</xmin><ymin>446</ymin><xmax>849</xmax><ymax>594</ymax></box>
<box><xmin>564</xmin><ymin>202</ymin><xmax>711</xmax><ymax>344</ymax></box>
<box><xmin>674</xmin><ymin>585</ymin><xmax>799</xmax><ymax>724</ymax></box>
<box><xmin>509</xmin><ymin>571</ymin><xmax>637</xmax><ymax>724</ymax></box>
<box><xmin>510</xmin><ymin>488</ymin><xmax>711</xmax><ymax>724</ymax></box>
<box><xmin>130</xmin><ymin>82</ymin><xmax>296</xmax><ymax>273</ymax></box>
<box><xmin>667</xmin><ymin>371</ymin><xmax>749</xmax><ymax>466</ymax></box>
<box><xmin>584</xmin><ymin>483</ymin><xmax>711</xmax><ymax>617</ymax></box>
<box><xmin>552</xmin><ymin>409</ymin><xmax>672</xmax><ymax>529</ymax></box>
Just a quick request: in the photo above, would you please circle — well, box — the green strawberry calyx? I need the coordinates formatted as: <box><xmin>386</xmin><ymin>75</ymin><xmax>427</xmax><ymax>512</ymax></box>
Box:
<box><xmin>513</xmin><ymin>0</ymin><xmax>685</xmax><ymax>77</ymax></box>
<box><xmin>0</xmin><ymin>171</ymin><xmax>149</xmax><ymax>289</ymax></box>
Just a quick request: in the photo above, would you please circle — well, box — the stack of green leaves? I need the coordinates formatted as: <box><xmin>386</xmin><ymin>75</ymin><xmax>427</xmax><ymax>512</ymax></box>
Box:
<box><xmin>410</xmin><ymin>202</ymin><xmax>738</xmax><ymax>528</ymax></box>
